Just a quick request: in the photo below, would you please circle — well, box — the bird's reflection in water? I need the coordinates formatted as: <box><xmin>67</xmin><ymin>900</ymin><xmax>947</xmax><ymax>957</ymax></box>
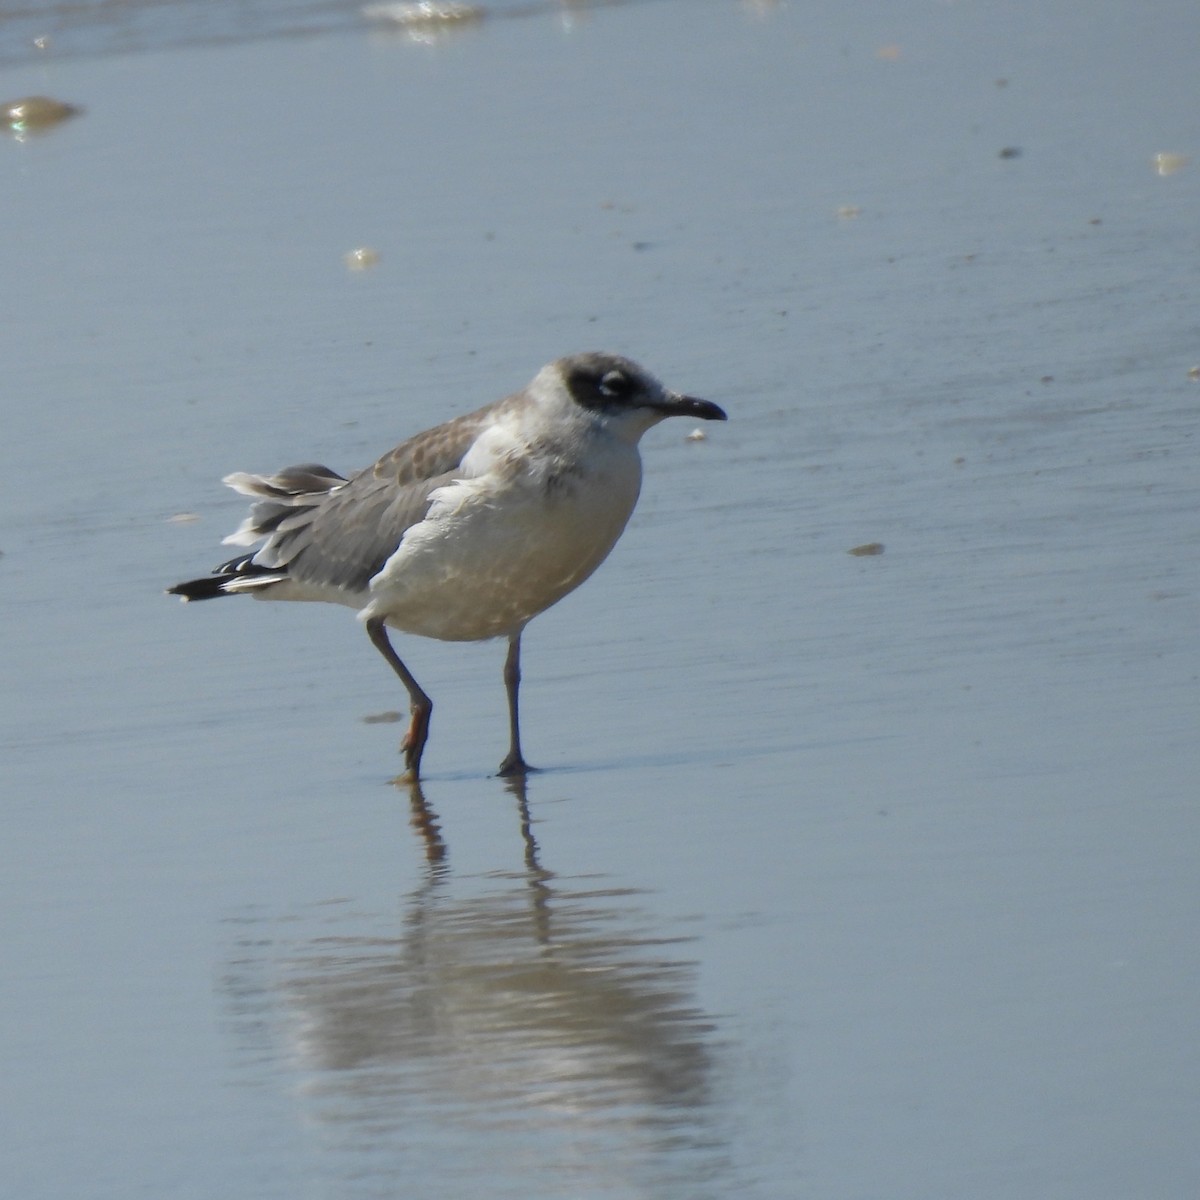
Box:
<box><xmin>221</xmin><ymin>778</ymin><xmax>728</xmax><ymax>1194</ymax></box>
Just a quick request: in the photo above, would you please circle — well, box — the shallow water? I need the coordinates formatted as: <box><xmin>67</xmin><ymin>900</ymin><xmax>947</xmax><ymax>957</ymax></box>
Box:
<box><xmin>3</xmin><ymin>0</ymin><xmax>1199</xmax><ymax>1196</ymax></box>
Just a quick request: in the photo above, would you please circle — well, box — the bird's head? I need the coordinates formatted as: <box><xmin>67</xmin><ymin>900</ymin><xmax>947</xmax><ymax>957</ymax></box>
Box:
<box><xmin>551</xmin><ymin>352</ymin><xmax>727</xmax><ymax>441</ymax></box>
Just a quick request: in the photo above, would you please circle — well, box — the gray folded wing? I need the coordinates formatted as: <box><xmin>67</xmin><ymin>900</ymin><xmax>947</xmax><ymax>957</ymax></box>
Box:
<box><xmin>274</xmin><ymin>466</ymin><xmax>461</xmax><ymax>593</ymax></box>
<box><xmin>237</xmin><ymin>397</ymin><xmax>513</xmax><ymax>595</ymax></box>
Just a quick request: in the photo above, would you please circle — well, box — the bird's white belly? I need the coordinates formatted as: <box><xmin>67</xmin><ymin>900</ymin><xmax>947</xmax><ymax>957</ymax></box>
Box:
<box><xmin>365</xmin><ymin>453</ymin><xmax>642</xmax><ymax>641</ymax></box>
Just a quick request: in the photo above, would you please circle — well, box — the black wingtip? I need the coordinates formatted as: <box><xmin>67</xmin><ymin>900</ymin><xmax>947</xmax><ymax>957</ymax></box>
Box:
<box><xmin>167</xmin><ymin>576</ymin><xmax>230</xmax><ymax>602</ymax></box>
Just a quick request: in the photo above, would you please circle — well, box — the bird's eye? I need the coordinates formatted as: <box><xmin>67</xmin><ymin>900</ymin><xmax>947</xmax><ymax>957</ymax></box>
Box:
<box><xmin>598</xmin><ymin>371</ymin><xmax>632</xmax><ymax>399</ymax></box>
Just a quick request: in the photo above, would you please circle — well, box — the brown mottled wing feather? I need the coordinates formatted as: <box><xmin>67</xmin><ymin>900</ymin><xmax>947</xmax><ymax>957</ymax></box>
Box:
<box><xmin>366</xmin><ymin>397</ymin><xmax>507</xmax><ymax>486</ymax></box>
<box><xmin>259</xmin><ymin>397</ymin><xmax>515</xmax><ymax>594</ymax></box>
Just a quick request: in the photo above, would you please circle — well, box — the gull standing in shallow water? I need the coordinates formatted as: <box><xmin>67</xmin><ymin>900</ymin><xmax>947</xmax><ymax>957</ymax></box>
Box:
<box><xmin>168</xmin><ymin>352</ymin><xmax>727</xmax><ymax>778</ymax></box>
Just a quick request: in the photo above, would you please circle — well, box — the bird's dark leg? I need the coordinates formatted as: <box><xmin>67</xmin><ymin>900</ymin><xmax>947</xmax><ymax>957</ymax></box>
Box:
<box><xmin>497</xmin><ymin>630</ymin><xmax>533</xmax><ymax>776</ymax></box>
<box><xmin>365</xmin><ymin>616</ymin><xmax>432</xmax><ymax>779</ymax></box>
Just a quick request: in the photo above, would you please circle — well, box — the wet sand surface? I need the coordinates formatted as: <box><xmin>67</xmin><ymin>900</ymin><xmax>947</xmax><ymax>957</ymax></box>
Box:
<box><xmin>3</xmin><ymin>1</ymin><xmax>1199</xmax><ymax>1196</ymax></box>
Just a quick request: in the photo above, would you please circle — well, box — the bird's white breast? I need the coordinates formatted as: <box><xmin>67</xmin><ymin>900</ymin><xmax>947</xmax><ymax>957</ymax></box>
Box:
<box><xmin>363</xmin><ymin>413</ymin><xmax>643</xmax><ymax>641</ymax></box>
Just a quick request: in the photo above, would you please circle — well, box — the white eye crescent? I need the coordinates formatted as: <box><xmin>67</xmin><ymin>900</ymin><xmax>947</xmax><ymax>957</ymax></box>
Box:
<box><xmin>598</xmin><ymin>371</ymin><xmax>631</xmax><ymax>399</ymax></box>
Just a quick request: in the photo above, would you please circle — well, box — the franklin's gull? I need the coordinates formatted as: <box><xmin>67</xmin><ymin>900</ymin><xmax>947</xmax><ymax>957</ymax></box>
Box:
<box><xmin>168</xmin><ymin>352</ymin><xmax>727</xmax><ymax>777</ymax></box>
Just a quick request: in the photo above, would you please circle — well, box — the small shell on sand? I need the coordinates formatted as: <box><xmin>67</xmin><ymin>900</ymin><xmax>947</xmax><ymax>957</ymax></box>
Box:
<box><xmin>2</xmin><ymin>95</ymin><xmax>82</xmax><ymax>134</ymax></box>
<box><xmin>1153</xmin><ymin>152</ymin><xmax>1189</xmax><ymax>177</ymax></box>
<box><xmin>344</xmin><ymin>247</ymin><xmax>382</xmax><ymax>270</ymax></box>
<box><xmin>362</xmin><ymin>2</ymin><xmax>486</xmax><ymax>28</ymax></box>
